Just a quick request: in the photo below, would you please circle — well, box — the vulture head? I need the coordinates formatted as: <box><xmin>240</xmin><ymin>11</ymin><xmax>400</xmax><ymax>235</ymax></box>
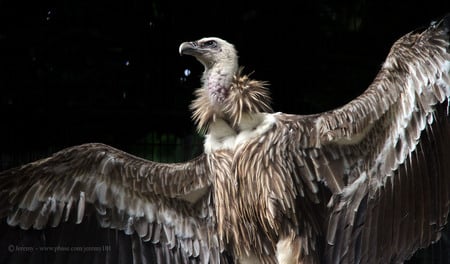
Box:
<box><xmin>179</xmin><ymin>37</ymin><xmax>272</xmax><ymax>137</ymax></box>
<box><xmin>179</xmin><ymin>37</ymin><xmax>237</xmax><ymax>70</ymax></box>
<box><xmin>179</xmin><ymin>37</ymin><xmax>239</xmax><ymax>105</ymax></box>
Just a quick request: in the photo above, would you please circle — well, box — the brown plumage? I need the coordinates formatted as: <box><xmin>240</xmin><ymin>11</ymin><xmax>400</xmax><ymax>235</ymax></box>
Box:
<box><xmin>191</xmin><ymin>67</ymin><xmax>272</xmax><ymax>132</ymax></box>
<box><xmin>1</xmin><ymin>16</ymin><xmax>450</xmax><ymax>264</ymax></box>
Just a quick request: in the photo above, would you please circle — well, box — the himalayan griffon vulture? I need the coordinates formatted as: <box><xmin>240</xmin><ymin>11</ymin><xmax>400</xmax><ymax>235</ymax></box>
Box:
<box><xmin>1</xmin><ymin>15</ymin><xmax>450</xmax><ymax>264</ymax></box>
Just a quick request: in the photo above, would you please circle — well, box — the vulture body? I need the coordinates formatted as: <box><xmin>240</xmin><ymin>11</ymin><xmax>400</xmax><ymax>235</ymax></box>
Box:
<box><xmin>1</xmin><ymin>15</ymin><xmax>450</xmax><ymax>264</ymax></box>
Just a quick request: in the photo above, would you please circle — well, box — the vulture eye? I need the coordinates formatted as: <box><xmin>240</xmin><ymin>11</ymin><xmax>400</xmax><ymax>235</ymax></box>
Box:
<box><xmin>203</xmin><ymin>40</ymin><xmax>217</xmax><ymax>48</ymax></box>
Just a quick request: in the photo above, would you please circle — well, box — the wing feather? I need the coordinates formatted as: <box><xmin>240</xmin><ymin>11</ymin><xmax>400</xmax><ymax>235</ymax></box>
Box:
<box><xmin>270</xmin><ymin>15</ymin><xmax>450</xmax><ymax>263</ymax></box>
<box><xmin>318</xmin><ymin>17</ymin><xmax>450</xmax><ymax>263</ymax></box>
<box><xmin>0</xmin><ymin>142</ymin><xmax>226</xmax><ymax>263</ymax></box>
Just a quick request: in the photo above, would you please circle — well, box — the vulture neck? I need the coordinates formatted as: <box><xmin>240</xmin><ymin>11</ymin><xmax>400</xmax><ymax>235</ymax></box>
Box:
<box><xmin>191</xmin><ymin>60</ymin><xmax>274</xmax><ymax>153</ymax></box>
<box><xmin>202</xmin><ymin>58</ymin><xmax>238</xmax><ymax>106</ymax></box>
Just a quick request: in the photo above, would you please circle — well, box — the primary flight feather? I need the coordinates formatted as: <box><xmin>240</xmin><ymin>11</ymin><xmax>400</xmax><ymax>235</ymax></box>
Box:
<box><xmin>1</xmin><ymin>15</ymin><xmax>450</xmax><ymax>264</ymax></box>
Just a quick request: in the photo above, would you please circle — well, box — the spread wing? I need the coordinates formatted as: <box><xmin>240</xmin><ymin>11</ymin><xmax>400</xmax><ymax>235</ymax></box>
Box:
<box><xmin>0</xmin><ymin>143</ymin><xmax>228</xmax><ymax>264</ymax></box>
<box><xmin>268</xmin><ymin>15</ymin><xmax>450</xmax><ymax>263</ymax></box>
<box><xmin>319</xmin><ymin>16</ymin><xmax>450</xmax><ymax>263</ymax></box>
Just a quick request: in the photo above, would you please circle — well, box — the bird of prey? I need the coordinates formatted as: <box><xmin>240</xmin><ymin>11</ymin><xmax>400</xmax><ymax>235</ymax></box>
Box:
<box><xmin>1</xmin><ymin>15</ymin><xmax>450</xmax><ymax>264</ymax></box>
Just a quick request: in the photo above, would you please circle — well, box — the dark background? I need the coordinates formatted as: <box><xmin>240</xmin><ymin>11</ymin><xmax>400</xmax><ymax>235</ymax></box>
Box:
<box><xmin>0</xmin><ymin>0</ymin><xmax>449</xmax><ymax>262</ymax></box>
<box><xmin>1</xmin><ymin>0</ymin><xmax>450</xmax><ymax>161</ymax></box>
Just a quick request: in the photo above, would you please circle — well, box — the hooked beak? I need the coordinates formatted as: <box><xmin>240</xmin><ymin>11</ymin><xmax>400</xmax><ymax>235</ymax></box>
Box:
<box><xmin>179</xmin><ymin>41</ymin><xmax>203</xmax><ymax>56</ymax></box>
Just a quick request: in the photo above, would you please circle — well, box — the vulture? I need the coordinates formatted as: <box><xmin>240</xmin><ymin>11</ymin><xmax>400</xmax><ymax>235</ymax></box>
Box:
<box><xmin>1</xmin><ymin>15</ymin><xmax>450</xmax><ymax>264</ymax></box>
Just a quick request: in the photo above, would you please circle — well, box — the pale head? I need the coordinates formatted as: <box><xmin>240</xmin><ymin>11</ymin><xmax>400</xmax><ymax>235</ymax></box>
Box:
<box><xmin>179</xmin><ymin>37</ymin><xmax>239</xmax><ymax>105</ymax></box>
<box><xmin>179</xmin><ymin>37</ymin><xmax>238</xmax><ymax>70</ymax></box>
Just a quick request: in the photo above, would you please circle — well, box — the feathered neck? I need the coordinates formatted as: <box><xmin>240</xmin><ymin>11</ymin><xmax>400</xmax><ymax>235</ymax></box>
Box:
<box><xmin>190</xmin><ymin>68</ymin><xmax>273</xmax><ymax>132</ymax></box>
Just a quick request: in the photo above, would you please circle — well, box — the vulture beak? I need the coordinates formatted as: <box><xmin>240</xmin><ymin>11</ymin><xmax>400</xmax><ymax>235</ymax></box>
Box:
<box><xmin>179</xmin><ymin>41</ymin><xmax>202</xmax><ymax>56</ymax></box>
